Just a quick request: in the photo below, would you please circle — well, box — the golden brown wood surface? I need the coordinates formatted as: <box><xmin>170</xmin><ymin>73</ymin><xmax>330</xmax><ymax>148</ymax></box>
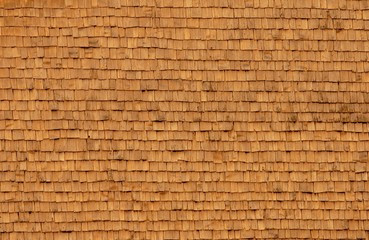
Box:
<box><xmin>1</xmin><ymin>0</ymin><xmax>369</xmax><ymax>239</ymax></box>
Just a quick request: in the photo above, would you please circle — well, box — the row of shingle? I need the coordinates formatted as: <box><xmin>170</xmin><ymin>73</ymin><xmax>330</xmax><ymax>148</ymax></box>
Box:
<box><xmin>1</xmin><ymin>172</ymin><xmax>368</xmax><ymax>185</ymax></box>
<box><xmin>0</xmin><ymin>198</ymin><xmax>368</xmax><ymax>212</ymax></box>
<box><xmin>2</xmin><ymin>128</ymin><xmax>369</xmax><ymax>140</ymax></box>
<box><xmin>0</xmin><ymin>0</ymin><xmax>366</xmax><ymax>9</ymax></box>
<box><xmin>6</xmin><ymin>208</ymin><xmax>369</xmax><ymax>223</ymax></box>
<box><xmin>2</xmin><ymin>102</ymin><xmax>369</xmax><ymax>113</ymax></box>
<box><xmin>2</xmin><ymin>27</ymin><xmax>369</xmax><ymax>42</ymax></box>
<box><xmin>0</xmin><ymin>150</ymin><xmax>366</xmax><ymax>162</ymax></box>
<box><xmin>0</xmin><ymin>231</ymin><xmax>367</xmax><ymax>240</ymax></box>
<box><xmin>3</xmin><ymin>51</ymin><xmax>369</xmax><ymax>63</ymax></box>
<box><xmin>1</xmin><ymin>80</ymin><xmax>369</xmax><ymax>92</ymax></box>
<box><xmin>1</xmin><ymin>17</ymin><xmax>368</xmax><ymax>28</ymax></box>
<box><xmin>0</xmin><ymin>6</ymin><xmax>368</xmax><ymax>18</ymax></box>
<box><xmin>4</xmin><ymin>45</ymin><xmax>369</xmax><ymax>57</ymax></box>
<box><xmin>1</xmin><ymin>93</ymin><xmax>369</xmax><ymax>102</ymax></box>
<box><xmin>2</xmin><ymin>68</ymin><xmax>369</xmax><ymax>79</ymax></box>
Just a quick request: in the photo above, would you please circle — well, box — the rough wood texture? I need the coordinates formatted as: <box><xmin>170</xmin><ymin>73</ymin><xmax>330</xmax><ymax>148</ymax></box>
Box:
<box><xmin>1</xmin><ymin>0</ymin><xmax>369</xmax><ymax>239</ymax></box>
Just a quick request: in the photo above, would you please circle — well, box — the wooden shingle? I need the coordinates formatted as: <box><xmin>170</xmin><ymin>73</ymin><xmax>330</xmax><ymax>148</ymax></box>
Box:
<box><xmin>1</xmin><ymin>0</ymin><xmax>369</xmax><ymax>239</ymax></box>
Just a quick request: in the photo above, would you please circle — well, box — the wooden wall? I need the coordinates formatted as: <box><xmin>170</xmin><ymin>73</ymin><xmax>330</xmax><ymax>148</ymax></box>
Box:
<box><xmin>1</xmin><ymin>0</ymin><xmax>369</xmax><ymax>239</ymax></box>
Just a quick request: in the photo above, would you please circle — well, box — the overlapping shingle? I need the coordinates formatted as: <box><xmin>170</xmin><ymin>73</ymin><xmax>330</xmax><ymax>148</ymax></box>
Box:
<box><xmin>1</xmin><ymin>0</ymin><xmax>369</xmax><ymax>239</ymax></box>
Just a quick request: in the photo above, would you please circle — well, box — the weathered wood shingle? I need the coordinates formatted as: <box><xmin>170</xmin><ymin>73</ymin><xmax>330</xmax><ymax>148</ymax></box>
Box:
<box><xmin>1</xmin><ymin>0</ymin><xmax>369</xmax><ymax>239</ymax></box>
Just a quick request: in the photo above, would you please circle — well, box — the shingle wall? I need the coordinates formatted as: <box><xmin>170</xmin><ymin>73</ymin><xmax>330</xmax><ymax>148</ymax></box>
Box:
<box><xmin>1</xmin><ymin>0</ymin><xmax>369</xmax><ymax>239</ymax></box>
